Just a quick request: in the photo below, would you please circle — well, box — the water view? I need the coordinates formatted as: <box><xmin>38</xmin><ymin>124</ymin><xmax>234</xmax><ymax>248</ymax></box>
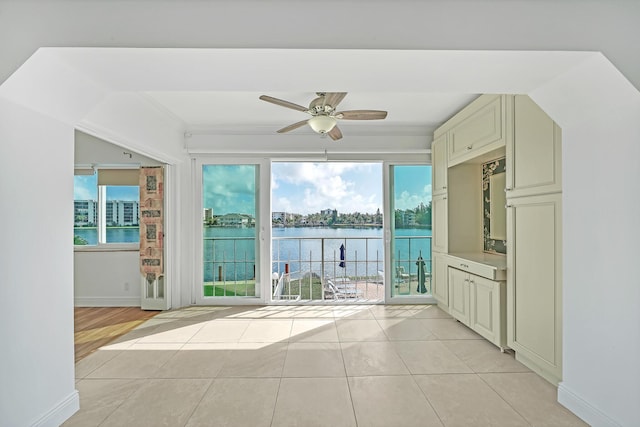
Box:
<box><xmin>202</xmin><ymin>226</ymin><xmax>432</xmax><ymax>282</ymax></box>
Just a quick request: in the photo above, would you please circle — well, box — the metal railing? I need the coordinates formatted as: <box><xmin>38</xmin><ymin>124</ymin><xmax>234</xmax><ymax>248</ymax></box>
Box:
<box><xmin>203</xmin><ymin>234</ymin><xmax>432</xmax><ymax>300</ymax></box>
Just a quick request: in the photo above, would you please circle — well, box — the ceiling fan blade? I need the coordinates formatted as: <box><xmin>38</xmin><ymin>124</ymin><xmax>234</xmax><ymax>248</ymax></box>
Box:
<box><xmin>277</xmin><ymin>120</ymin><xmax>308</xmax><ymax>133</ymax></box>
<box><xmin>323</xmin><ymin>92</ymin><xmax>347</xmax><ymax>108</ymax></box>
<box><xmin>259</xmin><ymin>95</ymin><xmax>309</xmax><ymax>113</ymax></box>
<box><xmin>328</xmin><ymin>125</ymin><xmax>343</xmax><ymax>141</ymax></box>
<box><xmin>337</xmin><ymin>110</ymin><xmax>388</xmax><ymax>120</ymax></box>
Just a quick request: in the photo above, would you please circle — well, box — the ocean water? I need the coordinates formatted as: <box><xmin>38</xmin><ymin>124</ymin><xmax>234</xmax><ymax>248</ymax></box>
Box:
<box><xmin>203</xmin><ymin>226</ymin><xmax>431</xmax><ymax>282</ymax></box>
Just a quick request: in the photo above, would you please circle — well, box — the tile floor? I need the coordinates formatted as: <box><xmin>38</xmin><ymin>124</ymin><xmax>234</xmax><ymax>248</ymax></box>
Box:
<box><xmin>65</xmin><ymin>304</ymin><xmax>588</xmax><ymax>427</ymax></box>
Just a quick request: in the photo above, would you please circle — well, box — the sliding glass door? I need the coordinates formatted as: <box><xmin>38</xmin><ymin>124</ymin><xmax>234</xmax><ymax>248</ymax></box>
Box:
<box><xmin>387</xmin><ymin>164</ymin><xmax>433</xmax><ymax>300</ymax></box>
<box><xmin>196</xmin><ymin>159</ymin><xmax>269</xmax><ymax>303</ymax></box>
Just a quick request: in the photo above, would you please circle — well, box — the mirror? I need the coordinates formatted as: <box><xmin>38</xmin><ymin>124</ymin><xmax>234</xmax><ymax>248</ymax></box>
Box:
<box><xmin>489</xmin><ymin>173</ymin><xmax>507</xmax><ymax>240</ymax></box>
<box><xmin>482</xmin><ymin>157</ymin><xmax>507</xmax><ymax>254</ymax></box>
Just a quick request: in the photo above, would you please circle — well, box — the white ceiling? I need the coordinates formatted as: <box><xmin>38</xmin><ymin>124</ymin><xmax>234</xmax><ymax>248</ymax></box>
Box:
<box><xmin>52</xmin><ymin>48</ymin><xmax>594</xmax><ymax>143</ymax></box>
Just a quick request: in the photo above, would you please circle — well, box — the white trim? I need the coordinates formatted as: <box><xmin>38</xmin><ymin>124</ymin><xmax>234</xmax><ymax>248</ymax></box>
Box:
<box><xmin>74</xmin><ymin>297</ymin><xmax>140</xmax><ymax>307</ymax></box>
<box><xmin>558</xmin><ymin>382</ymin><xmax>621</xmax><ymax>427</ymax></box>
<box><xmin>30</xmin><ymin>390</ymin><xmax>79</xmax><ymax>427</ymax></box>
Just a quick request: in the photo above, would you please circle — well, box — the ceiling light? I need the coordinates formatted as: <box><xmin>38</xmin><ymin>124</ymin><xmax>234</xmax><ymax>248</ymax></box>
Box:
<box><xmin>308</xmin><ymin>115</ymin><xmax>337</xmax><ymax>134</ymax></box>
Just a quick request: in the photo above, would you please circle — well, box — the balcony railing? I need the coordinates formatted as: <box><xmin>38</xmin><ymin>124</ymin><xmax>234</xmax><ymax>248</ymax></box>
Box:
<box><xmin>203</xmin><ymin>235</ymin><xmax>432</xmax><ymax>301</ymax></box>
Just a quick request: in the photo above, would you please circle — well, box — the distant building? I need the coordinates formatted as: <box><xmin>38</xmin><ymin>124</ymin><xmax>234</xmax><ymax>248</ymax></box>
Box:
<box><xmin>320</xmin><ymin>208</ymin><xmax>337</xmax><ymax>216</ymax></box>
<box><xmin>219</xmin><ymin>213</ymin><xmax>254</xmax><ymax>227</ymax></box>
<box><xmin>106</xmin><ymin>200</ymin><xmax>140</xmax><ymax>226</ymax></box>
<box><xmin>74</xmin><ymin>200</ymin><xmax>98</xmax><ymax>226</ymax></box>
<box><xmin>74</xmin><ymin>199</ymin><xmax>140</xmax><ymax>226</ymax></box>
<box><xmin>272</xmin><ymin>211</ymin><xmax>288</xmax><ymax>223</ymax></box>
<box><xmin>204</xmin><ymin>208</ymin><xmax>213</xmax><ymax>222</ymax></box>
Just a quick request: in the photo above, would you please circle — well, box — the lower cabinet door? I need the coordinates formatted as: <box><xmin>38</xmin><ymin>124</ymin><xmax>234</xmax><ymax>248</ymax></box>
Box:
<box><xmin>470</xmin><ymin>275</ymin><xmax>506</xmax><ymax>348</ymax></box>
<box><xmin>448</xmin><ymin>267</ymin><xmax>470</xmax><ymax>326</ymax></box>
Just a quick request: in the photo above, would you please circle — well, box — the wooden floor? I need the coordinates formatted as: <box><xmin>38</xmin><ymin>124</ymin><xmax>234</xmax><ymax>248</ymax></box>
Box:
<box><xmin>74</xmin><ymin>307</ymin><xmax>159</xmax><ymax>362</ymax></box>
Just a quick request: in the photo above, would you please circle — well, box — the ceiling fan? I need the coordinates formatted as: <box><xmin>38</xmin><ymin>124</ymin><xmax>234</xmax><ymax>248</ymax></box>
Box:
<box><xmin>259</xmin><ymin>92</ymin><xmax>388</xmax><ymax>141</ymax></box>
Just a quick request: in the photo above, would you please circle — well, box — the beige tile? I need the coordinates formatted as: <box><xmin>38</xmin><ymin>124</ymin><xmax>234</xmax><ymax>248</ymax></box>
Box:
<box><xmin>239</xmin><ymin>319</ymin><xmax>293</xmax><ymax>342</ymax></box>
<box><xmin>283</xmin><ymin>342</ymin><xmax>345</xmax><ymax>377</ymax></box>
<box><xmin>415</xmin><ymin>374</ymin><xmax>529</xmax><ymax>427</ymax></box>
<box><xmin>336</xmin><ymin>319</ymin><xmax>388</xmax><ymax>342</ymax></box>
<box><xmin>272</xmin><ymin>377</ymin><xmax>356</xmax><ymax>427</ymax></box>
<box><xmin>333</xmin><ymin>306</ymin><xmax>375</xmax><ymax>319</ymax></box>
<box><xmin>74</xmin><ymin>349</ymin><xmax>122</xmax><ymax>379</ymax></box>
<box><xmin>422</xmin><ymin>318</ymin><xmax>484</xmax><ymax>340</ymax></box>
<box><xmin>410</xmin><ymin>305</ymin><xmax>453</xmax><ymax>319</ymax></box>
<box><xmin>218</xmin><ymin>342</ymin><xmax>287</xmax><ymax>377</ymax></box>
<box><xmin>136</xmin><ymin>321</ymin><xmax>206</xmax><ymax>344</ymax></box>
<box><xmin>480</xmin><ymin>372</ymin><xmax>590</xmax><ymax>426</ymax></box>
<box><xmin>443</xmin><ymin>340</ymin><xmax>531</xmax><ymax>373</ymax></box>
<box><xmin>62</xmin><ymin>379</ymin><xmax>144</xmax><ymax>427</ymax></box>
<box><xmin>341</xmin><ymin>341</ymin><xmax>409</xmax><ymax>376</ymax></box>
<box><xmin>377</xmin><ymin>318</ymin><xmax>437</xmax><ymax>341</ymax></box>
<box><xmin>127</xmin><ymin>342</ymin><xmax>184</xmax><ymax>350</ymax></box>
<box><xmin>369</xmin><ymin>305</ymin><xmax>424</xmax><ymax>318</ymax></box>
<box><xmin>87</xmin><ymin>350</ymin><xmax>177</xmax><ymax>378</ymax></box>
<box><xmin>100</xmin><ymin>378</ymin><xmax>211</xmax><ymax>427</ymax></box>
<box><xmin>155</xmin><ymin>349</ymin><xmax>228</xmax><ymax>378</ymax></box>
<box><xmin>289</xmin><ymin>319</ymin><xmax>339</xmax><ymax>342</ymax></box>
<box><xmin>185</xmin><ymin>378</ymin><xmax>280</xmax><ymax>427</ymax></box>
<box><xmin>350</xmin><ymin>376</ymin><xmax>443</xmax><ymax>427</ymax></box>
<box><xmin>188</xmin><ymin>319</ymin><xmax>250</xmax><ymax>343</ymax></box>
<box><xmin>393</xmin><ymin>341</ymin><xmax>473</xmax><ymax>374</ymax></box>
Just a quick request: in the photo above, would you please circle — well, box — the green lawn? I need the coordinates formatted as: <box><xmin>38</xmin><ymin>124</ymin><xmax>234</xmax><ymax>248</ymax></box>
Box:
<box><xmin>203</xmin><ymin>281</ymin><xmax>256</xmax><ymax>297</ymax></box>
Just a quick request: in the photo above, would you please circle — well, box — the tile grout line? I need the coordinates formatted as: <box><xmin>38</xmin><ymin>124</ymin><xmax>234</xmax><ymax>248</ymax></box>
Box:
<box><xmin>476</xmin><ymin>372</ymin><xmax>535</xmax><ymax>427</ymax></box>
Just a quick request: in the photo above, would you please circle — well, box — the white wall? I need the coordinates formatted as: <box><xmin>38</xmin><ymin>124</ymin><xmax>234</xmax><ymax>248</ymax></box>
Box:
<box><xmin>0</xmin><ymin>98</ymin><xmax>79</xmax><ymax>426</ymax></box>
<box><xmin>74</xmin><ymin>250</ymin><xmax>141</xmax><ymax>306</ymax></box>
<box><xmin>531</xmin><ymin>56</ymin><xmax>640</xmax><ymax>426</ymax></box>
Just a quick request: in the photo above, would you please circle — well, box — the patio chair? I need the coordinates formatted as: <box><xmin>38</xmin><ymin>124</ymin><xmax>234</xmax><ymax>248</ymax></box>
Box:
<box><xmin>395</xmin><ymin>266</ymin><xmax>410</xmax><ymax>282</ymax></box>
<box><xmin>325</xmin><ymin>279</ymin><xmax>362</xmax><ymax>300</ymax></box>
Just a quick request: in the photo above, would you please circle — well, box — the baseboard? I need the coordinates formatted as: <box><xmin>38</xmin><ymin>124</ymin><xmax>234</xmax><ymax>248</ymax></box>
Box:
<box><xmin>31</xmin><ymin>389</ymin><xmax>79</xmax><ymax>427</ymax></box>
<box><xmin>75</xmin><ymin>296</ymin><xmax>139</xmax><ymax>307</ymax></box>
<box><xmin>558</xmin><ymin>382</ymin><xmax>621</xmax><ymax>427</ymax></box>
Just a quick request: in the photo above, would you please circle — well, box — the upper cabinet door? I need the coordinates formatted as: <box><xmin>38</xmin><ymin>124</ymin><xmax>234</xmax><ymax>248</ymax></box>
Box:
<box><xmin>447</xmin><ymin>95</ymin><xmax>507</xmax><ymax>166</ymax></box>
<box><xmin>506</xmin><ymin>95</ymin><xmax>562</xmax><ymax>199</ymax></box>
<box><xmin>432</xmin><ymin>133</ymin><xmax>448</xmax><ymax>196</ymax></box>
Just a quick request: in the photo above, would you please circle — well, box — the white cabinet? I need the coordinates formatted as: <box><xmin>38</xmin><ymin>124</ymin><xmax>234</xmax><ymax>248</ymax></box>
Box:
<box><xmin>470</xmin><ymin>274</ymin><xmax>506</xmax><ymax>349</ymax></box>
<box><xmin>432</xmin><ymin>253</ymin><xmax>449</xmax><ymax>309</ymax></box>
<box><xmin>432</xmin><ymin>132</ymin><xmax>448</xmax><ymax>195</ymax></box>
<box><xmin>448</xmin><ymin>267</ymin><xmax>470</xmax><ymax>325</ymax></box>
<box><xmin>446</xmin><ymin>94</ymin><xmax>510</xmax><ymax>167</ymax></box>
<box><xmin>448</xmin><ymin>265</ymin><xmax>507</xmax><ymax>350</ymax></box>
<box><xmin>507</xmin><ymin>192</ymin><xmax>562</xmax><ymax>385</ymax></box>
<box><xmin>431</xmin><ymin>193</ymin><xmax>448</xmax><ymax>253</ymax></box>
<box><xmin>506</xmin><ymin>95</ymin><xmax>562</xmax><ymax>199</ymax></box>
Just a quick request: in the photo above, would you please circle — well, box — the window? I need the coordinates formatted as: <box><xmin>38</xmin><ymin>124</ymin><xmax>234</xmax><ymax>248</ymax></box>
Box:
<box><xmin>74</xmin><ymin>168</ymin><xmax>140</xmax><ymax>245</ymax></box>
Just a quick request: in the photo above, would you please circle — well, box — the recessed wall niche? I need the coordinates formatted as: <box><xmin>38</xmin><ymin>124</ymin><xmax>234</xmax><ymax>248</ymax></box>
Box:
<box><xmin>482</xmin><ymin>157</ymin><xmax>506</xmax><ymax>254</ymax></box>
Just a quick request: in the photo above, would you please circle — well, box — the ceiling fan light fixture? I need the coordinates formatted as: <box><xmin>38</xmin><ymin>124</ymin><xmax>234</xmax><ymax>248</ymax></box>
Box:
<box><xmin>308</xmin><ymin>115</ymin><xmax>337</xmax><ymax>134</ymax></box>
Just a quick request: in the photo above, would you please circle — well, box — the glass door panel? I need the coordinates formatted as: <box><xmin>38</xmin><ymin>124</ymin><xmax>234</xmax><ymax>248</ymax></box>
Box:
<box><xmin>202</xmin><ymin>164</ymin><xmax>259</xmax><ymax>299</ymax></box>
<box><xmin>390</xmin><ymin>165</ymin><xmax>433</xmax><ymax>298</ymax></box>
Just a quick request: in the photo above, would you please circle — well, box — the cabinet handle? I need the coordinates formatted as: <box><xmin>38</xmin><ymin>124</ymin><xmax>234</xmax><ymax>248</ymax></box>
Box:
<box><xmin>504</xmin><ymin>187</ymin><xmax>512</xmax><ymax>192</ymax></box>
<box><xmin>443</xmin><ymin>186</ymin><xmax>447</xmax><ymax>189</ymax></box>
<box><xmin>460</xmin><ymin>263</ymin><xmax>469</xmax><ymax>268</ymax></box>
<box><xmin>443</xmin><ymin>196</ymin><xmax>447</xmax><ymax>200</ymax></box>
<box><xmin>466</xmin><ymin>145</ymin><xmax>472</xmax><ymax>150</ymax></box>
<box><xmin>505</xmin><ymin>204</ymin><xmax>513</xmax><ymax>208</ymax></box>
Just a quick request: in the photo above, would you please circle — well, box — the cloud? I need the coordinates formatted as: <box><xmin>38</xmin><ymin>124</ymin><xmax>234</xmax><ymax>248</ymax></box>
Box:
<box><xmin>73</xmin><ymin>175</ymin><xmax>97</xmax><ymax>200</ymax></box>
<box><xmin>272</xmin><ymin>162</ymin><xmax>382</xmax><ymax>215</ymax></box>
<box><xmin>203</xmin><ymin>165</ymin><xmax>256</xmax><ymax>215</ymax></box>
<box><xmin>394</xmin><ymin>184</ymin><xmax>432</xmax><ymax>211</ymax></box>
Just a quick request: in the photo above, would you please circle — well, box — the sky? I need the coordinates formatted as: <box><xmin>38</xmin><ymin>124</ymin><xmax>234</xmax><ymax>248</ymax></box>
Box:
<box><xmin>74</xmin><ymin>174</ymin><xmax>139</xmax><ymax>201</ymax></box>
<box><xmin>272</xmin><ymin>163</ymin><xmax>432</xmax><ymax>215</ymax></box>
<box><xmin>75</xmin><ymin>163</ymin><xmax>432</xmax><ymax>215</ymax></box>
